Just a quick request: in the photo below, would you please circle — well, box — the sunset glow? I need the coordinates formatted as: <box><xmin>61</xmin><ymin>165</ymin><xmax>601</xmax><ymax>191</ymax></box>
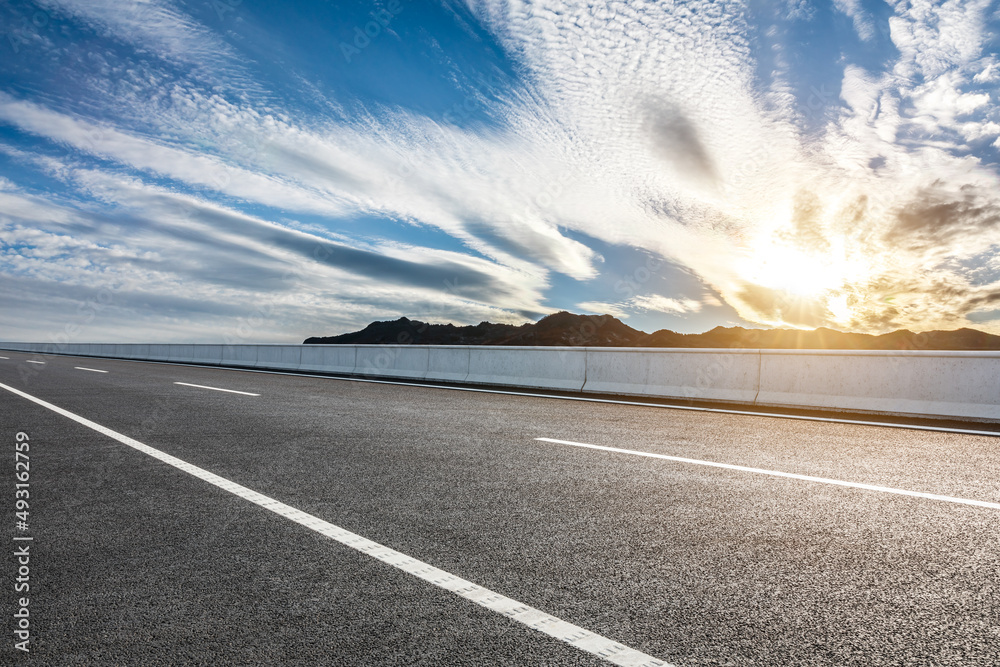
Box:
<box><xmin>740</xmin><ymin>240</ymin><xmax>839</xmax><ymax>299</ymax></box>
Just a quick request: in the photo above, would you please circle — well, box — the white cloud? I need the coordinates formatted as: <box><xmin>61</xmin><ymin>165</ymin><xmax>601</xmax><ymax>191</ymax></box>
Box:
<box><xmin>888</xmin><ymin>0</ymin><xmax>993</xmax><ymax>79</ymax></box>
<box><xmin>973</xmin><ymin>62</ymin><xmax>1000</xmax><ymax>83</ymax></box>
<box><xmin>0</xmin><ymin>93</ymin><xmax>350</xmax><ymax>217</ymax></box>
<box><xmin>577</xmin><ymin>294</ymin><xmax>710</xmax><ymax>320</ymax></box>
<box><xmin>0</xmin><ymin>153</ymin><xmax>558</xmax><ymax>341</ymax></box>
<box><xmin>33</xmin><ymin>0</ymin><xmax>253</xmax><ymax>88</ymax></box>
<box><xmin>833</xmin><ymin>0</ymin><xmax>877</xmax><ymax>42</ymax></box>
<box><xmin>576</xmin><ymin>301</ymin><xmax>629</xmax><ymax>318</ymax></box>
<box><xmin>5</xmin><ymin>0</ymin><xmax>1000</xmax><ymax>339</ymax></box>
<box><xmin>629</xmin><ymin>295</ymin><xmax>703</xmax><ymax>315</ymax></box>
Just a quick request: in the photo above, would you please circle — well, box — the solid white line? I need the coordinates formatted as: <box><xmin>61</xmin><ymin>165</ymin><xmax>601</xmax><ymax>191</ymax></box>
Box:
<box><xmin>173</xmin><ymin>381</ymin><xmax>259</xmax><ymax>396</ymax></box>
<box><xmin>537</xmin><ymin>438</ymin><xmax>1000</xmax><ymax>511</ymax></box>
<box><xmin>75</xmin><ymin>367</ymin><xmax>109</xmax><ymax>374</ymax></box>
<box><xmin>0</xmin><ymin>381</ymin><xmax>670</xmax><ymax>667</ymax></box>
<box><xmin>24</xmin><ymin>360</ymin><xmax>45</xmax><ymax>364</ymax></box>
<box><xmin>7</xmin><ymin>350</ymin><xmax>1000</xmax><ymax>439</ymax></box>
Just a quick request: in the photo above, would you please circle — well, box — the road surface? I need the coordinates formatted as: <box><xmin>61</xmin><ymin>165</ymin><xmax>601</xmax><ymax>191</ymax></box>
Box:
<box><xmin>0</xmin><ymin>350</ymin><xmax>997</xmax><ymax>665</ymax></box>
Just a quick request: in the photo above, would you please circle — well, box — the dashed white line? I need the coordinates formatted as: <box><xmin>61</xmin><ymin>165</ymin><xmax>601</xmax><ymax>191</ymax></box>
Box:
<box><xmin>75</xmin><ymin>367</ymin><xmax>109</xmax><ymax>374</ymax></box>
<box><xmin>0</xmin><ymin>356</ymin><xmax>8</xmax><ymax>359</ymax></box>
<box><xmin>173</xmin><ymin>381</ymin><xmax>259</xmax><ymax>396</ymax></box>
<box><xmin>0</xmin><ymin>381</ymin><xmax>670</xmax><ymax>667</ymax></box>
<box><xmin>24</xmin><ymin>360</ymin><xmax>45</xmax><ymax>365</ymax></box>
<box><xmin>537</xmin><ymin>438</ymin><xmax>1000</xmax><ymax>511</ymax></box>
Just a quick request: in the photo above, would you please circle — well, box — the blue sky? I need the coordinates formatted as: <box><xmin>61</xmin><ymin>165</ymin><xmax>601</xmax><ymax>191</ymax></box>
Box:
<box><xmin>2</xmin><ymin>0</ymin><xmax>1000</xmax><ymax>343</ymax></box>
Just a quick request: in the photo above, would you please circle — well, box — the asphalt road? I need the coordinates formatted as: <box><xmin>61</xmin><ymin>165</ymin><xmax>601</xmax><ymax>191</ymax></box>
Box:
<box><xmin>0</xmin><ymin>350</ymin><xmax>998</xmax><ymax>665</ymax></box>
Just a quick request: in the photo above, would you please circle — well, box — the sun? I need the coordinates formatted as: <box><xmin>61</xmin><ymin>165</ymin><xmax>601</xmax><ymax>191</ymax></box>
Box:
<box><xmin>738</xmin><ymin>238</ymin><xmax>840</xmax><ymax>298</ymax></box>
<box><xmin>734</xmin><ymin>228</ymin><xmax>872</xmax><ymax>326</ymax></box>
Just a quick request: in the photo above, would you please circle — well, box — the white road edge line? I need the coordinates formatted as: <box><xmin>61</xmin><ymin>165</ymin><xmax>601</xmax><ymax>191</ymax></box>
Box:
<box><xmin>173</xmin><ymin>381</ymin><xmax>259</xmax><ymax>396</ymax></box>
<box><xmin>75</xmin><ymin>367</ymin><xmax>109</xmax><ymax>374</ymax></box>
<box><xmin>24</xmin><ymin>360</ymin><xmax>45</xmax><ymax>364</ymax></box>
<box><xmin>537</xmin><ymin>438</ymin><xmax>1000</xmax><ymax>511</ymax></box>
<box><xmin>0</xmin><ymin>381</ymin><xmax>670</xmax><ymax>667</ymax></box>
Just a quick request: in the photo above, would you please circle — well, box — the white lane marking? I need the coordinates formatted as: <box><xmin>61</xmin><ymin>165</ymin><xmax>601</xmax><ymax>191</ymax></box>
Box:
<box><xmin>8</xmin><ymin>350</ymin><xmax>1000</xmax><ymax>439</ymax></box>
<box><xmin>537</xmin><ymin>438</ymin><xmax>1000</xmax><ymax>511</ymax></box>
<box><xmin>24</xmin><ymin>360</ymin><xmax>45</xmax><ymax>364</ymax></box>
<box><xmin>0</xmin><ymin>381</ymin><xmax>670</xmax><ymax>667</ymax></box>
<box><xmin>173</xmin><ymin>381</ymin><xmax>259</xmax><ymax>396</ymax></box>
<box><xmin>75</xmin><ymin>367</ymin><xmax>109</xmax><ymax>374</ymax></box>
<box><xmin>0</xmin><ymin>356</ymin><xmax>8</xmax><ymax>359</ymax></box>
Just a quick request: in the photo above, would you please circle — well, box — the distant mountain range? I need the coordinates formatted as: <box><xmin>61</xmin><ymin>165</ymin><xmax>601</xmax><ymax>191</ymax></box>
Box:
<box><xmin>304</xmin><ymin>311</ymin><xmax>1000</xmax><ymax>350</ymax></box>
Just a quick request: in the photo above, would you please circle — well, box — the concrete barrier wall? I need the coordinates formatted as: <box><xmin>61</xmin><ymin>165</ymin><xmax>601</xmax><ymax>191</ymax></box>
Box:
<box><xmin>190</xmin><ymin>345</ymin><xmax>223</xmax><ymax>366</ymax></box>
<box><xmin>2</xmin><ymin>342</ymin><xmax>1000</xmax><ymax>422</ymax></box>
<box><xmin>221</xmin><ymin>345</ymin><xmax>259</xmax><ymax>368</ymax></box>
<box><xmin>167</xmin><ymin>345</ymin><xmax>195</xmax><ymax>364</ymax></box>
<box><xmin>467</xmin><ymin>347</ymin><xmax>586</xmax><ymax>391</ymax></box>
<box><xmin>255</xmin><ymin>345</ymin><xmax>301</xmax><ymax>371</ymax></box>
<box><xmin>584</xmin><ymin>348</ymin><xmax>760</xmax><ymax>404</ymax></box>
<box><xmin>299</xmin><ymin>345</ymin><xmax>356</xmax><ymax>375</ymax></box>
<box><xmin>125</xmin><ymin>343</ymin><xmax>150</xmax><ymax>360</ymax></box>
<box><xmin>426</xmin><ymin>347</ymin><xmax>470</xmax><ymax>383</ymax></box>
<box><xmin>355</xmin><ymin>346</ymin><xmax>429</xmax><ymax>379</ymax></box>
<box><xmin>757</xmin><ymin>350</ymin><xmax>1000</xmax><ymax>421</ymax></box>
<box><xmin>147</xmin><ymin>345</ymin><xmax>173</xmax><ymax>362</ymax></box>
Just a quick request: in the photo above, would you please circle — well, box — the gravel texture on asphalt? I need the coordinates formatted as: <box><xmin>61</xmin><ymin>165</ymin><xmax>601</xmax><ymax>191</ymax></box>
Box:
<box><xmin>1</xmin><ymin>352</ymin><xmax>998</xmax><ymax>665</ymax></box>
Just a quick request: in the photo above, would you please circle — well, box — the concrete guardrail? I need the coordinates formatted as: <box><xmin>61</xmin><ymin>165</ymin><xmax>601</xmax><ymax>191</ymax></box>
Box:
<box><xmin>757</xmin><ymin>349</ymin><xmax>1000</xmax><ymax>422</ymax></box>
<box><xmin>1</xmin><ymin>342</ymin><xmax>998</xmax><ymax>422</ymax></box>
<box><xmin>355</xmin><ymin>346</ymin><xmax>428</xmax><ymax>380</ymax></box>
<box><xmin>584</xmin><ymin>347</ymin><xmax>759</xmax><ymax>404</ymax></box>
<box><xmin>467</xmin><ymin>347</ymin><xmax>586</xmax><ymax>391</ymax></box>
<box><xmin>255</xmin><ymin>345</ymin><xmax>301</xmax><ymax>371</ymax></box>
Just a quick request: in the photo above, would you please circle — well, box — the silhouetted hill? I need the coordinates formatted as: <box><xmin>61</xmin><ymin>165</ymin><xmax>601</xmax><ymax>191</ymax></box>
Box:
<box><xmin>305</xmin><ymin>312</ymin><xmax>646</xmax><ymax>346</ymax></box>
<box><xmin>304</xmin><ymin>312</ymin><xmax>1000</xmax><ymax>350</ymax></box>
<box><xmin>641</xmin><ymin>325</ymin><xmax>1000</xmax><ymax>350</ymax></box>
